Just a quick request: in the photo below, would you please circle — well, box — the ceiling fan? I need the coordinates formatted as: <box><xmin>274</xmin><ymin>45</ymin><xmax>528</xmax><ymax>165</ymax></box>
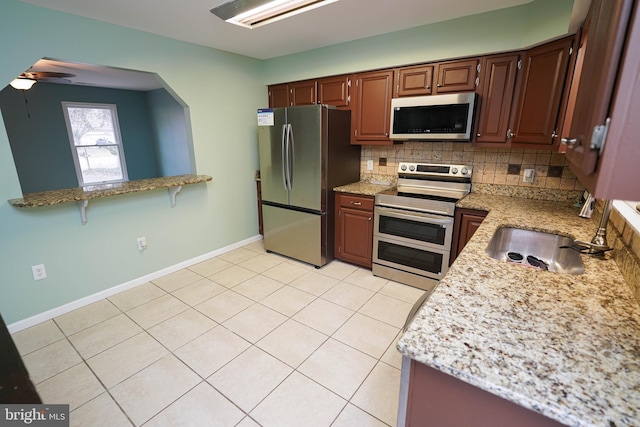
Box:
<box><xmin>10</xmin><ymin>71</ymin><xmax>76</xmax><ymax>90</ymax></box>
<box><xmin>20</xmin><ymin>71</ymin><xmax>76</xmax><ymax>84</ymax></box>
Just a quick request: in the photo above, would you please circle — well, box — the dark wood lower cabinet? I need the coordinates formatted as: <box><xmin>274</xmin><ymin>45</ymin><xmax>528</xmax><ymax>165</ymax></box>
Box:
<box><xmin>450</xmin><ymin>208</ymin><xmax>487</xmax><ymax>265</ymax></box>
<box><xmin>400</xmin><ymin>358</ymin><xmax>565</xmax><ymax>427</ymax></box>
<box><xmin>334</xmin><ymin>193</ymin><xmax>374</xmax><ymax>268</ymax></box>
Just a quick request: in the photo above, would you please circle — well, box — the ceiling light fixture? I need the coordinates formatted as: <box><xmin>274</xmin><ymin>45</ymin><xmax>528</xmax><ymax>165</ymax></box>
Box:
<box><xmin>210</xmin><ymin>0</ymin><xmax>339</xmax><ymax>29</ymax></box>
<box><xmin>10</xmin><ymin>77</ymin><xmax>37</xmax><ymax>91</ymax></box>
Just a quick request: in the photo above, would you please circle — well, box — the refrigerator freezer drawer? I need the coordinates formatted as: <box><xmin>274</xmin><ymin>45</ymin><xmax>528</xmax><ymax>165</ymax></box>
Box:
<box><xmin>262</xmin><ymin>204</ymin><xmax>326</xmax><ymax>267</ymax></box>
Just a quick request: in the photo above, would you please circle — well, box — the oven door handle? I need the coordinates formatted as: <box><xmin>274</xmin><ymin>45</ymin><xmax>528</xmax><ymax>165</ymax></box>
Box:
<box><xmin>376</xmin><ymin>207</ymin><xmax>453</xmax><ymax>225</ymax></box>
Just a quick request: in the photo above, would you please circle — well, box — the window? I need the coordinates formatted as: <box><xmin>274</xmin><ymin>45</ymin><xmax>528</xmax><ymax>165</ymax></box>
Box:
<box><xmin>613</xmin><ymin>200</ymin><xmax>640</xmax><ymax>234</ymax></box>
<box><xmin>62</xmin><ymin>102</ymin><xmax>128</xmax><ymax>186</ymax></box>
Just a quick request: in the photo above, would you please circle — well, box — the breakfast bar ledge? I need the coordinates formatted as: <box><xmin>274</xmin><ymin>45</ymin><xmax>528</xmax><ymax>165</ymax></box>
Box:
<box><xmin>8</xmin><ymin>174</ymin><xmax>213</xmax><ymax>224</ymax></box>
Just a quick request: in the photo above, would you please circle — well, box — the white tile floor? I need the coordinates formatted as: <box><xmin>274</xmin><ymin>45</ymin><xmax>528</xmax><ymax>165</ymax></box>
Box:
<box><xmin>11</xmin><ymin>240</ymin><xmax>427</xmax><ymax>427</ymax></box>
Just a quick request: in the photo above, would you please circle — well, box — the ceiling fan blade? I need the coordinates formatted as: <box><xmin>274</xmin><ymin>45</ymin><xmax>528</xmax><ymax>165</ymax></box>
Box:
<box><xmin>21</xmin><ymin>71</ymin><xmax>76</xmax><ymax>80</ymax></box>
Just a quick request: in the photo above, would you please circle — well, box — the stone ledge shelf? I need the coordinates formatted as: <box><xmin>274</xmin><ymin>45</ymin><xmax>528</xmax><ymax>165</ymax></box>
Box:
<box><xmin>8</xmin><ymin>174</ymin><xmax>213</xmax><ymax>224</ymax></box>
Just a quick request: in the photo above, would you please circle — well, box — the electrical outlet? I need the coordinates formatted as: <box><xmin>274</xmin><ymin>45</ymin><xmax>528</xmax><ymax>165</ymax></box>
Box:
<box><xmin>366</xmin><ymin>160</ymin><xmax>374</xmax><ymax>170</ymax></box>
<box><xmin>32</xmin><ymin>264</ymin><xmax>47</xmax><ymax>281</ymax></box>
<box><xmin>523</xmin><ymin>168</ymin><xmax>535</xmax><ymax>183</ymax></box>
<box><xmin>137</xmin><ymin>237</ymin><xmax>148</xmax><ymax>251</ymax></box>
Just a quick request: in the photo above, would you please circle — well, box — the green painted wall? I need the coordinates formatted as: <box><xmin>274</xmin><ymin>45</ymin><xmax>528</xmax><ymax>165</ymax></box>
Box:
<box><xmin>262</xmin><ymin>0</ymin><xmax>575</xmax><ymax>84</ymax></box>
<box><xmin>146</xmin><ymin>88</ymin><xmax>193</xmax><ymax>177</ymax></box>
<box><xmin>0</xmin><ymin>0</ymin><xmax>265</xmax><ymax>324</ymax></box>
<box><xmin>0</xmin><ymin>0</ymin><xmax>575</xmax><ymax>325</ymax></box>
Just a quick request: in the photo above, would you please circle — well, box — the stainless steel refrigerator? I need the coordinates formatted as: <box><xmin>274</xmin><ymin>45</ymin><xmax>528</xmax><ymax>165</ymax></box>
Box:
<box><xmin>258</xmin><ymin>104</ymin><xmax>360</xmax><ymax>267</ymax></box>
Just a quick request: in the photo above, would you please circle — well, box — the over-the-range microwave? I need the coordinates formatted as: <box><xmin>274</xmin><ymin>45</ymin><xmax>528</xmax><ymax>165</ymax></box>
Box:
<box><xmin>389</xmin><ymin>92</ymin><xmax>477</xmax><ymax>141</ymax></box>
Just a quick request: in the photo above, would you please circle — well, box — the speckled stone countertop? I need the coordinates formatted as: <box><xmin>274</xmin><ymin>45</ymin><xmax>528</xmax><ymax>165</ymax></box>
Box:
<box><xmin>333</xmin><ymin>181</ymin><xmax>394</xmax><ymax>196</ymax></box>
<box><xmin>398</xmin><ymin>192</ymin><xmax>640</xmax><ymax>427</ymax></box>
<box><xmin>8</xmin><ymin>175</ymin><xmax>212</xmax><ymax>207</ymax></box>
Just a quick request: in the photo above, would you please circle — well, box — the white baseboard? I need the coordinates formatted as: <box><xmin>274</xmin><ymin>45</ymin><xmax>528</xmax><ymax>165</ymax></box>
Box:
<box><xmin>8</xmin><ymin>234</ymin><xmax>263</xmax><ymax>334</ymax></box>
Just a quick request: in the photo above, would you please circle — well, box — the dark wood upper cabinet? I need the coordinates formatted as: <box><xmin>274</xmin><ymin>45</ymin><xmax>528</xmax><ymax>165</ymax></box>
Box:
<box><xmin>289</xmin><ymin>80</ymin><xmax>316</xmax><ymax>106</ymax></box>
<box><xmin>510</xmin><ymin>37</ymin><xmax>573</xmax><ymax>147</ymax></box>
<box><xmin>267</xmin><ymin>80</ymin><xmax>316</xmax><ymax>107</ymax></box>
<box><xmin>352</xmin><ymin>70</ymin><xmax>393</xmax><ymax>145</ymax></box>
<box><xmin>268</xmin><ymin>83</ymin><xmax>289</xmax><ymax>108</ymax></box>
<box><xmin>395</xmin><ymin>64</ymin><xmax>434</xmax><ymax>97</ymax></box>
<box><xmin>474</xmin><ymin>53</ymin><xmax>521</xmax><ymax>145</ymax></box>
<box><xmin>434</xmin><ymin>59</ymin><xmax>479</xmax><ymax>93</ymax></box>
<box><xmin>564</xmin><ymin>0</ymin><xmax>635</xmax><ymax>195</ymax></box>
<box><xmin>317</xmin><ymin>75</ymin><xmax>351</xmax><ymax>108</ymax></box>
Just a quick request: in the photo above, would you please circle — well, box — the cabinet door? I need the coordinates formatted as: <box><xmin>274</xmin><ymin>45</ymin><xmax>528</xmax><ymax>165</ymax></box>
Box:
<box><xmin>395</xmin><ymin>65</ymin><xmax>434</xmax><ymax>97</ymax></box>
<box><xmin>268</xmin><ymin>83</ymin><xmax>289</xmax><ymax>108</ymax></box>
<box><xmin>405</xmin><ymin>360</ymin><xmax>566</xmax><ymax>427</ymax></box>
<box><xmin>289</xmin><ymin>80</ymin><xmax>316</xmax><ymax>106</ymax></box>
<box><xmin>474</xmin><ymin>54</ymin><xmax>521</xmax><ymax>145</ymax></box>
<box><xmin>434</xmin><ymin>59</ymin><xmax>478</xmax><ymax>94</ymax></box>
<box><xmin>564</xmin><ymin>0</ymin><xmax>634</xmax><ymax>189</ymax></box>
<box><xmin>450</xmin><ymin>208</ymin><xmax>487</xmax><ymax>265</ymax></box>
<box><xmin>317</xmin><ymin>75</ymin><xmax>351</xmax><ymax>107</ymax></box>
<box><xmin>510</xmin><ymin>37</ymin><xmax>573</xmax><ymax>147</ymax></box>
<box><xmin>353</xmin><ymin>70</ymin><xmax>393</xmax><ymax>145</ymax></box>
<box><xmin>336</xmin><ymin>207</ymin><xmax>373</xmax><ymax>268</ymax></box>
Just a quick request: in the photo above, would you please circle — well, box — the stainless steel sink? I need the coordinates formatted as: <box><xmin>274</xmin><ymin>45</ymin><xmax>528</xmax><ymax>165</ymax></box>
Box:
<box><xmin>485</xmin><ymin>227</ymin><xmax>584</xmax><ymax>274</ymax></box>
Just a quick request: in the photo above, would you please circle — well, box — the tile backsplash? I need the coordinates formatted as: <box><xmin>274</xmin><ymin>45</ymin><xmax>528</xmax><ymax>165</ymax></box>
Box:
<box><xmin>360</xmin><ymin>142</ymin><xmax>585</xmax><ymax>193</ymax></box>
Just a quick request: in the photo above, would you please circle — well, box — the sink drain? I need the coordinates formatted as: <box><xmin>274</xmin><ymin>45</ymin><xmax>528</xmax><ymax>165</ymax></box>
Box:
<box><xmin>507</xmin><ymin>252</ymin><xmax>524</xmax><ymax>262</ymax></box>
<box><xmin>505</xmin><ymin>252</ymin><xmax>549</xmax><ymax>271</ymax></box>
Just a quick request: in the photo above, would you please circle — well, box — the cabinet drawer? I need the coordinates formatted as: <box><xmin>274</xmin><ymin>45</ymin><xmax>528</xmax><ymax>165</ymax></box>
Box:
<box><xmin>337</xmin><ymin>194</ymin><xmax>374</xmax><ymax>211</ymax></box>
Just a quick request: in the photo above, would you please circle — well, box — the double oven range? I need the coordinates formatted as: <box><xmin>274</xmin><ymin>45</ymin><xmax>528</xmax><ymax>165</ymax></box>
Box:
<box><xmin>372</xmin><ymin>162</ymin><xmax>472</xmax><ymax>291</ymax></box>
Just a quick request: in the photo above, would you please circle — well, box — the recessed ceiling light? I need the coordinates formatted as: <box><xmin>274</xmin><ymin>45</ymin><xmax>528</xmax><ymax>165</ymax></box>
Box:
<box><xmin>210</xmin><ymin>0</ymin><xmax>339</xmax><ymax>29</ymax></box>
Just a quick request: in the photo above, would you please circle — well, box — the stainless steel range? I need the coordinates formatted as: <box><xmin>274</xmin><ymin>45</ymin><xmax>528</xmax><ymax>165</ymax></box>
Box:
<box><xmin>373</xmin><ymin>162</ymin><xmax>473</xmax><ymax>291</ymax></box>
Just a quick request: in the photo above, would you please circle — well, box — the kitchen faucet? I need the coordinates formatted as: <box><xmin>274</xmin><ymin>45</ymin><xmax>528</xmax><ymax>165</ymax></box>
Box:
<box><xmin>574</xmin><ymin>199</ymin><xmax>614</xmax><ymax>256</ymax></box>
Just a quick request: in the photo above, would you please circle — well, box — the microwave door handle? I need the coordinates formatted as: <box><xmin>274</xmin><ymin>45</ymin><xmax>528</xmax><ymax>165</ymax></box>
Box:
<box><xmin>287</xmin><ymin>124</ymin><xmax>294</xmax><ymax>190</ymax></box>
<box><xmin>281</xmin><ymin>124</ymin><xmax>288</xmax><ymax>190</ymax></box>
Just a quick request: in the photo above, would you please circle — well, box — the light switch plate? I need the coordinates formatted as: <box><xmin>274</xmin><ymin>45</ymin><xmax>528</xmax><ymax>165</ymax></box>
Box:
<box><xmin>366</xmin><ymin>160</ymin><xmax>374</xmax><ymax>170</ymax></box>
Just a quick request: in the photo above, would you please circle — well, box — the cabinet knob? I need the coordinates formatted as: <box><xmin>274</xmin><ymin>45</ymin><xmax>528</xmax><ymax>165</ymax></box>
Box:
<box><xmin>506</xmin><ymin>129</ymin><xmax>515</xmax><ymax>139</ymax></box>
<box><xmin>477</xmin><ymin>133</ymin><xmax>481</xmax><ymax>137</ymax></box>
<box><xmin>560</xmin><ymin>137</ymin><xmax>578</xmax><ymax>145</ymax></box>
<box><xmin>426</xmin><ymin>85</ymin><xmax>431</xmax><ymax>89</ymax></box>
<box><xmin>368</xmin><ymin>217</ymin><xmax>372</xmax><ymax>221</ymax></box>
<box><xmin>436</xmin><ymin>83</ymin><xmax>442</xmax><ymax>87</ymax></box>
<box><xmin>351</xmin><ymin>201</ymin><xmax>362</xmax><ymax>206</ymax></box>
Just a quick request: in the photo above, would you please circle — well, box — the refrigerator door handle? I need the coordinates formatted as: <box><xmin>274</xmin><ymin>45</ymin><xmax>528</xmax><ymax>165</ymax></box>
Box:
<box><xmin>281</xmin><ymin>124</ymin><xmax>288</xmax><ymax>190</ymax></box>
<box><xmin>288</xmin><ymin>123</ymin><xmax>295</xmax><ymax>189</ymax></box>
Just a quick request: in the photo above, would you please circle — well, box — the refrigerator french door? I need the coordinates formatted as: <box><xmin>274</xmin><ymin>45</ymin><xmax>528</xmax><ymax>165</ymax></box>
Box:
<box><xmin>258</xmin><ymin>105</ymin><xmax>355</xmax><ymax>267</ymax></box>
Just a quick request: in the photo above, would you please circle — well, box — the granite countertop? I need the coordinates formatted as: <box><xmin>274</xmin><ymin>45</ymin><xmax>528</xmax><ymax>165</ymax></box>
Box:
<box><xmin>8</xmin><ymin>175</ymin><xmax>212</xmax><ymax>208</ymax></box>
<box><xmin>334</xmin><ymin>181</ymin><xmax>395</xmax><ymax>196</ymax></box>
<box><xmin>397</xmin><ymin>192</ymin><xmax>640</xmax><ymax>427</ymax></box>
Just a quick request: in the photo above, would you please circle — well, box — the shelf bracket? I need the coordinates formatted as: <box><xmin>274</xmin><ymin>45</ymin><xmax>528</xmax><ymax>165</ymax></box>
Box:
<box><xmin>78</xmin><ymin>200</ymin><xmax>89</xmax><ymax>225</ymax></box>
<box><xmin>169</xmin><ymin>186</ymin><xmax>182</xmax><ymax>207</ymax></box>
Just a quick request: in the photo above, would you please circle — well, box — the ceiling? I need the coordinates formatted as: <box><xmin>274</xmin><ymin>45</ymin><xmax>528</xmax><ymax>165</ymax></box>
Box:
<box><xmin>21</xmin><ymin>0</ymin><xmax>534</xmax><ymax>60</ymax></box>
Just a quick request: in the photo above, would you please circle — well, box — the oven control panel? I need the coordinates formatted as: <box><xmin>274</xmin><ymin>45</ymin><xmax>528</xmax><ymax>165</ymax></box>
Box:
<box><xmin>398</xmin><ymin>162</ymin><xmax>473</xmax><ymax>178</ymax></box>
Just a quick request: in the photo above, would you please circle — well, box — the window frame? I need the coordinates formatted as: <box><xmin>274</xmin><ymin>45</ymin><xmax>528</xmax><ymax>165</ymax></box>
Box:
<box><xmin>613</xmin><ymin>200</ymin><xmax>640</xmax><ymax>234</ymax></box>
<box><xmin>61</xmin><ymin>101</ymin><xmax>128</xmax><ymax>186</ymax></box>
